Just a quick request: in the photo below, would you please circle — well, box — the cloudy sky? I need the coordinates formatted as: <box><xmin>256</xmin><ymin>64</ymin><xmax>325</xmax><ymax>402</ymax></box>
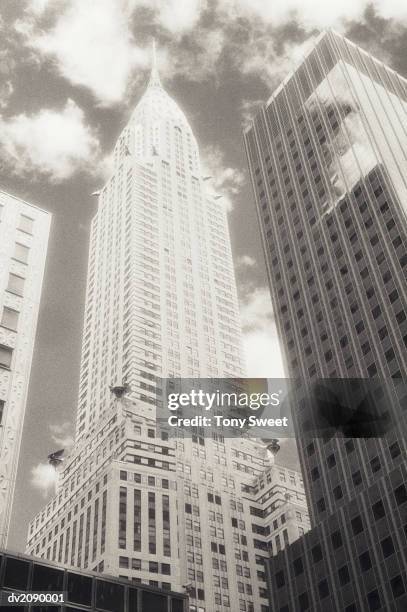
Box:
<box><xmin>2</xmin><ymin>0</ymin><xmax>407</xmax><ymax>551</ymax></box>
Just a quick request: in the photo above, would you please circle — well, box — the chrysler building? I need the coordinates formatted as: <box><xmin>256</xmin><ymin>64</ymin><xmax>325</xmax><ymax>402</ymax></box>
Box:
<box><xmin>26</xmin><ymin>46</ymin><xmax>307</xmax><ymax>612</ymax></box>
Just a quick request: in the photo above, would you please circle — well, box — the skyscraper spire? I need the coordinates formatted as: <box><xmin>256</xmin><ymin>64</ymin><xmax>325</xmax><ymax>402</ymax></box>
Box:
<box><xmin>148</xmin><ymin>38</ymin><xmax>162</xmax><ymax>88</ymax></box>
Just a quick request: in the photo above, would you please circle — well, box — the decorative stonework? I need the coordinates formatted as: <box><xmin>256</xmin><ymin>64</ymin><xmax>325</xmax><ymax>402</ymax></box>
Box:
<box><xmin>0</xmin><ymin>328</ymin><xmax>17</xmax><ymax>349</ymax></box>
<box><xmin>0</xmin><ymin>370</ymin><xmax>11</xmax><ymax>401</ymax></box>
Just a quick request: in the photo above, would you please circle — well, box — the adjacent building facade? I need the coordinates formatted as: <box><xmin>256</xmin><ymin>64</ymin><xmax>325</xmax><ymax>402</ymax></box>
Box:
<box><xmin>0</xmin><ymin>191</ymin><xmax>50</xmax><ymax>548</ymax></box>
<box><xmin>25</xmin><ymin>52</ymin><xmax>308</xmax><ymax>612</ymax></box>
<box><xmin>245</xmin><ymin>30</ymin><xmax>407</xmax><ymax>611</ymax></box>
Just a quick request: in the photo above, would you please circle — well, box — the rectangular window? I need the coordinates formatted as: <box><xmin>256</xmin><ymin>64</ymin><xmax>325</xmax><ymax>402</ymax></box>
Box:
<box><xmin>7</xmin><ymin>273</ymin><xmax>25</xmax><ymax>296</ymax></box>
<box><xmin>14</xmin><ymin>243</ymin><xmax>30</xmax><ymax>264</ymax></box>
<box><xmin>1</xmin><ymin>307</ymin><xmax>19</xmax><ymax>331</ymax></box>
<box><xmin>162</xmin><ymin>494</ymin><xmax>171</xmax><ymax>557</ymax></box>
<box><xmin>101</xmin><ymin>490</ymin><xmax>107</xmax><ymax>554</ymax></box>
<box><xmin>92</xmin><ymin>498</ymin><xmax>99</xmax><ymax>561</ymax></box>
<box><xmin>118</xmin><ymin>487</ymin><xmax>127</xmax><ymax>549</ymax></box>
<box><xmin>148</xmin><ymin>492</ymin><xmax>156</xmax><ymax>554</ymax></box>
<box><xmin>0</xmin><ymin>400</ymin><xmax>4</xmax><ymax>425</ymax></box>
<box><xmin>134</xmin><ymin>490</ymin><xmax>141</xmax><ymax>551</ymax></box>
<box><xmin>19</xmin><ymin>215</ymin><xmax>34</xmax><ymax>234</ymax></box>
<box><xmin>0</xmin><ymin>345</ymin><xmax>13</xmax><ymax>369</ymax></box>
<box><xmin>372</xmin><ymin>500</ymin><xmax>385</xmax><ymax>521</ymax></box>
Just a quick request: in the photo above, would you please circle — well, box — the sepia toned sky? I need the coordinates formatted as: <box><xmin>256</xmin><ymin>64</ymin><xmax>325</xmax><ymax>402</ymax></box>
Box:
<box><xmin>2</xmin><ymin>0</ymin><xmax>407</xmax><ymax>551</ymax></box>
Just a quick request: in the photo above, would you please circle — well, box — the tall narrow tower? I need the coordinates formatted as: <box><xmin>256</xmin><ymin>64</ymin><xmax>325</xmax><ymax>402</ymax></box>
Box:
<box><xmin>73</xmin><ymin>41</ymin><xmax>245</xmax><ymax>445</ymax></box>
<box><xmin>245</xmin><ymin>30</ymin><xmax>407</xmax><ymax>611</ymax></box>
<box><xmin>0</xmin><ymin>190</ymin><xmax>50</xmax><ymax>547</ymax></box>
<box><xmin>26</xmin><ymin>47</ymin><xmax>304</xmax><ymax>612</ymax></box>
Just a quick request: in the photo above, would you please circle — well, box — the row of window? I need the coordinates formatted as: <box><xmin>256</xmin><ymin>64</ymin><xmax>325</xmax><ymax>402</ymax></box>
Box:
<box><xmin>278</xmin><ymin>576</ymin><xmax>405</xmax><ymax>612</ymax></box>
<box><xmin>118</xmin><ymin>557</ymin><xmax>170</xmax><ymax>574</ymax></box>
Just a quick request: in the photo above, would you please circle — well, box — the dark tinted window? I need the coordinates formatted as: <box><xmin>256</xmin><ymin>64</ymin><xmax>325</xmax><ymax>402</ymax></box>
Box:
<box><xmin>318</xmin><ymin>579</ymin><xmax>329</xmax><ymax>599</ymax></box>
<box><xmin>128</xmin><ymin>587</ymin><xmax>139</xmax><ymax>611</ymax></box>
<box><xmin>96</xmin><ymin>580</ymin><xmax>124</xmax><ymax>611</ymax></box>
<box><xmin>293</xmin><ymin>557</ymin><xmax>304</xmax><ymax>576</ymax></box>
<box><xmin>32</xmin><ymin>564</ymin><xmax>63</xmax><ymax>592</ymax></box>
<box><xmin>390</xmin><ymin>575</ymin><xmax>405</xmax><ymax>598</ymax></box>
<box><xmin>367</xmin><ymin>589</ymin><xmax>381</xmax><ymax>611</ymax></box>
<box><xmin>394</xmin><ymin>484</ymin><xmax>407</xmax><ymax>505</ymax></box>
<box><xmin>338</xmin><ymin>565</ymin><xmax>350</xmax><ymax>586</ymax></box>
<box><xmin>311</xmin><ymin>544</ymin><xmax>322</xmax><ymax>563</ymax></box>
<box><xmin>331</xmin><ymin>530</ymin><xmax>342</xmax><ymax>549</ymax></box>
<box><xmin>142</xmin><ymin>590</ymin><xmax>167</xmax><ymax>612</ymax></box>
<box><xmin>372</xmin><ymin>500</ymin><xmax>385</xmax><ymax>520</ymax></box>
<box><xmin>351</xmin><ymin>516</ymin><xmax>363</xmax><ymax>535</ymax></box>
<box><xmin>380</xmin><ymin>536</ymin><xmax>395</xmax><ymax>558</ymax></box>
<box><xmin>171</xmin><ymin>598</ymin><xmax>185</xmax><ymax>612</ymax></box>
<box><xmin>345</xmin><ymin>439</ymin><xmax>355</xmax><ymax>453</ymax></box>
<box><xmin>359</xmin><ymin>551</ymin><xmax>372</xmax><ymax>572</ymax></box>
<box><xmin>276</xmin><ymin>570</ymin><xmax>285</xmax><ymax>588</ymax></box>
<box><xmin>3</xmin><ymin>558</ymin><xmax>30</xmax><ymax>590</ymax></box>
<box><xmin>67</xmin><ymin>572</ymin><xmax>93</xmax><ymax>606</ymax></box>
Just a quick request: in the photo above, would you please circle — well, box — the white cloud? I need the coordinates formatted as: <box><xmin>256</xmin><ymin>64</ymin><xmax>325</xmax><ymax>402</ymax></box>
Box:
<box><xmin>241</xmin><ymin>286</ymin><xmax>274</xmax><ymax>330</ymax></box>
<box><xmin>201</xmin><ymin>145</ymin><xmax>245</xmax><ymax>211</ymax></box>
<box><xmin>370</xmin><ymin>0</ymin><xmax>407</xmax><ymax>22</ymax></box>
<box><xmin>224</xmin><ymin>1</ymin><xmax>407</xmax><ymax>90</ymax></box>
<box><xmin>22</xmin><ymin>0</ymin><xmax>150</xmax><ymax>105</ymax></box>
<box><xmin>240</xmin><ymin>287</ymin><xmax>286</xmax><ymax>378</ymax></box>
<box><xmin>237</xmin><ymin>254</ymin><xmax>256</xmax><ymax>267</ymax></box>
<box><xmin>17</xmin><ymin>0</ymin><xmax>211</xmax><ymax>103</ymax></box>
<box><xmin>243</xmin><ymin>328</ymin><xmax>285</xmax><ymax>378</ymax></box>
<box><xmin>0</xmin><ymin>99</ymin><xmax>100</xmax><ymax>182</ymax></box>
<box><xmin>25</xmin><ymin>0</ymin><xmax>55</xmax><ymax>15</ymax></box>
<box><xmin>153</xmin><ymin>0</ymin><xmax>206</xmax><ymax>35</ymax></box>
<box><xmin>235</xmin><ymin>35</ymin><xmax>319</xmax><ymax>92</ymax></box>
<box><xmin>240</xmin><ymin>99</ymin><xmax>264</xmax><ymax>129</ymax></box>
<box><xmin>30</xmin><ymin>462</ymin><xmax>58</xmax><ymax>496</ymax></box>
<box><xmin>169</xmin><ymin>28</ymin><xmax>227</xmax><ymax>82</ymax></box>
<box><xmin>49</xmin><ymin>421</ymin><xmax>74</xmax><ymax>449</ymax></box>
<box><xmin>13</xmin><ymin>0</ymin><xmax>407</xmax><ymax>106</ymax></box>
<box><xmin>223</xmin><ymin>0</ymin><xmax>368</xmax><ymax>31</ymax></box>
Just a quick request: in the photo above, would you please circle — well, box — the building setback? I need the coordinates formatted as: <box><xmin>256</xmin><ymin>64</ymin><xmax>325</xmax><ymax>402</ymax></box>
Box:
<box><xmin>0</xmin><ymin>191</ymin><xmax>50</xmax><ymax>548</ymax></box>
<box><xmin>244</xmin><ymin>30</ymin><xmax>407</xmax><ymax>611</ymax></box>
<box><xmin>26</xmin><ymin>49</ymin><xmax>308</xmax><ymax>612</ymax></box>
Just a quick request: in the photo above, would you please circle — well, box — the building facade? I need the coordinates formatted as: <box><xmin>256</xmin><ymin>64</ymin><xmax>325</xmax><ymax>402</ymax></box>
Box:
<box><xmin>247</xmin><ymin>463</ymin><xmax>310</xmax><ymax>559</ymax></box>
<box><xmin>0</xmin><ymin>191</ymin><xmax>50</xmax><ymax>548</ymax></box>
<box><xmin>26</xmin><ymin>52</ymin><xmax>307</xmax><ymax>612</ymax></box>
<box><xmin>245</xmin><ymin>30</ymin><xmax>407</xmax><ymax>610</ymax></box>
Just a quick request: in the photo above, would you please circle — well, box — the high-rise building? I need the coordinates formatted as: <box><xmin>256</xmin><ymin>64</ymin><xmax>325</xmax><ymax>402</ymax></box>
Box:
<box><xmin>26</xmin><ymin>49</ymin><xmax>308</xmax><ymax>612</ymax></box>
<box><xmin>245</xmin><ymin>30</ymin><xmax>407</xmax><ymax>611</ymax></box>
<box><xmin>0</xmin><ymin>190</ymin><xmax>50</xmax><ymax>548</ymax></box>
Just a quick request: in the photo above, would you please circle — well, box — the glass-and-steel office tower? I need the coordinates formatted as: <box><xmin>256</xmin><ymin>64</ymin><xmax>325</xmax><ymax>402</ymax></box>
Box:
<box><xmin>245</xmin><ymin>30</ymin><xmax>406</xmax><ymax>611</ymax></box>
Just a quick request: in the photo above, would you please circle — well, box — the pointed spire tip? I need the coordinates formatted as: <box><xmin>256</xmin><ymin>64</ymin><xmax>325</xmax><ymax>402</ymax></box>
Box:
<box><xmin>148</xmin><ymin>37</ymin><xmax>162</xmax><ymax>88</ymax></box>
